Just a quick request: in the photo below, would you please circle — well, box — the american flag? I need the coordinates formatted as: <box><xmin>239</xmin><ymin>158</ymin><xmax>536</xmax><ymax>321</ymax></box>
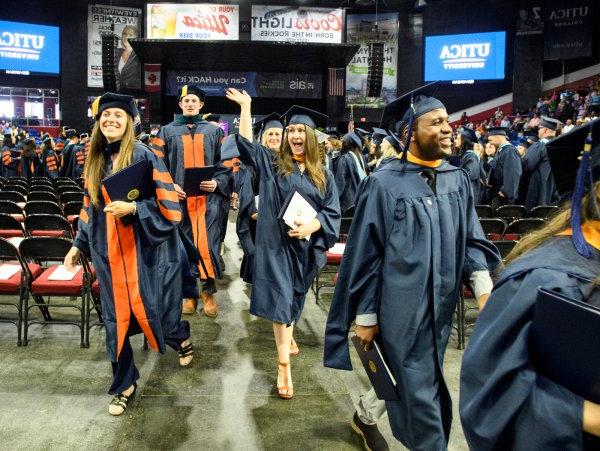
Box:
<box><xmin>328</xmin><ymin>68</ymin><xmax>345</xmax><ymax>97</ymax></box>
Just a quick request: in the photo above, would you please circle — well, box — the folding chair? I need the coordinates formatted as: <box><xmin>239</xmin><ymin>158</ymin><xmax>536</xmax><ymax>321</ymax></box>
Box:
<box><xmin>495</xmin><ymin>205</ymin><xmax>527</xmax><ymax>222</ymax></box>
<box><xmin>7</xmin><ymin>177</ymin><xmax>27</xmax><ymax>188</ymax></box>
<box><xmin>0</xmin><ymin>238</ymin><xmax>42</xmax><ymax>345</ymax></box>
<box><xmin>20</xmin><ymin>236</ymin><xmax>91</xmax><ymax>348</ymax></box>
<box><xmin>25</xmin><ymin>214</ymin><xmax>73</xmax><ymax>239</ymax></box>
<box><xmin>0</xmin><ymin>191</ymin><xmax>27</xmax><ymax>205</ymax></box>
<box><xmin>0</xmin><ymin>213</ymin><xmax>25</xmax><ymax>238</ymax></box>
<box><xmin>478</xmin><ymin>218</ymin><xmax>506</xmax><ymax>241</ymax></box>
<box><xmin>57</xmin><ymin>185</ymin><xmax>83</xmax><ymax>197</ymax></box>
<box><xmin>504</xmin><ymin>218</ymin><xmax>545</xmax><ymax>240</ymax></box>
<box><xmin>24</xmin><ymin>200</ymin><xmax>64</xmax><ymax>217</ymax></box>
<box><xmin>0</xmin><ymin>176</ymin><xmax>6</xmax><ymax>185</ymax></box>
<box><xmin>60</xmin><ymin>191</ymin><xmax>84</xmax><ymax>204</ymax></box>
<box><xmin>76</xmin><ymin>177</ymin><xmax>85</xmax><ymax>189</ymax></box>
<box><xmin>0</xmin><ymin>200</ymin><xmax>25</xmax><ymax>221</ymax></box>
<box><xmin>29</xmin><ymin>180</ymin><xmax>54</xmax><ymax>190</ymax></box>
<box><xmin>528</xmin><ymin>205</ymin><xmax>559</xmax><ymax>219</ymax></box>
<box><xmin>492</xmin><ymin>240</ymin><xmax>518</xmax><ymax>261</ymax></box>
<box><xmin>315</xmin><ymin>242</ymin><xmax>345</xmax><ymax>304</ymax></box>
<box><xmin>27</xmin><ymin>191</ymin><xmax>58</xmax><ymax>203</ymax></box>
<box><xmin>475</xmin><ymin>205</ymin><xmax>494</xmax><ymax>218</ymax></box>
<box><xmin>2</xmin><ymin>184</ymin><xmax>27</xmax><ymax>197</ymax></box>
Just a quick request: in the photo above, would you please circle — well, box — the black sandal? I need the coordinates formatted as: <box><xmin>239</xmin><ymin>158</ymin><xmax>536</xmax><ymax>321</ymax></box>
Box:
<box><xmin>179</xmin><ymin>342</ymin><xmax>194</xmax><ymax>367</ymax></box>
<box><xmin>108</xmin><ymin>383</ymin><xmax>137</xmax><ymax>416</ymax></box>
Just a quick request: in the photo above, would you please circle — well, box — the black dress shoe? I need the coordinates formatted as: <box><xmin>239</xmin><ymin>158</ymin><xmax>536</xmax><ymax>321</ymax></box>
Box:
<box><xmin>351</xmin><ymin>412</ymin><xmax>389</xmax><ymax>451</ymax></box>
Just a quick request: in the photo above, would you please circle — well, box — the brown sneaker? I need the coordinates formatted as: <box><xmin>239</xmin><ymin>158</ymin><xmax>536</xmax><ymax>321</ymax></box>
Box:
<box><xmin>200</xmin><ymin>292</ymin><xmax>218</xmax><ymax>318</ymax></box>
<box><xmin>182</xmin><ymin>298</ymin><xmax>198</xmax><ymax>315</ymax></box>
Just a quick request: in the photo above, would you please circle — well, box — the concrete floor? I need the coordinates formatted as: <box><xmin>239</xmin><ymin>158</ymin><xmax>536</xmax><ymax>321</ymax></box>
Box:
<box><xmin>0</xmin><ymin>214</ymin><xmax>471</xmax><ymax>450</ymax></box>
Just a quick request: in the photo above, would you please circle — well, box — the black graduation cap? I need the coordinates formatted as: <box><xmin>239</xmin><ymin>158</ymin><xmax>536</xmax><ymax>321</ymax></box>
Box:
<box><xmin>372</xmin><ymin>127</ymin><xmax>388</xmax><ymax>139</ymax></box>
<box><xmin>342</xmin><ymin>132</ymin><xmax>362</xmax><ymax>149</ymax></box>
<box><xmin>459</xmin><ymin>127</ymin><xmax>477</xmax><ymax>143</ymax></box>
<box><xmin>540</xmin><ymin>116</ymin><xmax>562</xmax><ymax>131</ymax></box>
<box><xmin>66</xmin><ymin>129</ymin><xmax>79</xmax><ymax>139</ymax></box>
<box><xmin>547</xmin><ymin>119</ymin><xmax>600</xmax><ymax>258</ymax></box>
<box><xmin>202</xmin><ymin>113</ymin><xmax>220</xmax><ymax>122</ymax></box>
<box><xmin>96</xmin><ymin>92</ymin><xmax>138</xmax><ymax>119</ymax></box>
<box><xmin>522</xmin><ymin>130</ymin><xmax>539</xmax><ymax>144</ymax></box>
<box><xmin>178</xmin><ymin>85</ymin><xmax>206</xmax><ymax>101</ymax></box>
<box><xmin>486</xmin><ymin>127</ymin><xmax>509</xmax><ymax>137</ymax></box>
<box><xmin>383</xmin><ymin>133</ymin><xmax>402</xmax><ymax>152</ymax></box>
<box><xmin>42</xmin><ymin>136</ymin><xmax>52</xmax><ymax>145</ymax></box>
<box><xmin>325</xmin><ymin>130</ymin><xmax>341</xmax><ymax>139</ymax></box>
<box><xmin>281</xmin><ymin>105</ymin><xmax>327</xmax><ymax>130</ymax></box>
<box><xmin>253</xmin><ymin>112</ymin><xmax>283</xmax><ymax>138</ymax></box>
<box><xmin>379</xmin><ymin>82</ymin><xmax>444</xmax><ymax>134</ymax></box>
<box><xmin>354</xmin><ymin>128</ymin><xmax>369</xmax><ymax>139</ymax></box>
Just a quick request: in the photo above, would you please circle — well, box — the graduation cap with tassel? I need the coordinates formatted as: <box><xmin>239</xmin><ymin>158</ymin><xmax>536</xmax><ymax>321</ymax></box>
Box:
<box><xmin>380</xmin><ymin>82</ymin><xmax>445</xmax><ymax>164</ymax></box>
<box><xmin>547</xmin><ymin>119</ymin><xmax>600</xmax><ymax>258</ymax></box>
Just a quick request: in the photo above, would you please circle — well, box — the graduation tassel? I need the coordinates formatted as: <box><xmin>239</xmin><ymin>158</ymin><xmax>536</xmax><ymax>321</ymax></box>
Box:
<box><xmin>400</xmin><ymin>97</ymin><xmax>416</xmax><ymax>166</ymax></box>
<box><xmin>570</xmin><ymin>130</ymin><xmax>593</xmax><ymax>258</ymax></box>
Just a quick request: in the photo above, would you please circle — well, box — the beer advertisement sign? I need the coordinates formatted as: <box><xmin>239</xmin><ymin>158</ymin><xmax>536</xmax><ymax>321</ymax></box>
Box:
<box><xmin>146</xmin><ymin>3</ymin><xmax>239</xmax><ymax>40</ymax></box>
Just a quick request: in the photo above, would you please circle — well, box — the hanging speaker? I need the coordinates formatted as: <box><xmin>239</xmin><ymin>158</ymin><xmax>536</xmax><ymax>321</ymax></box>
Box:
<box><xmin>102</xmin><ymin>34</ymin><xmax>120</xmax><ymax>92</ymax></box>
<box><xmin>366</xmin><ymin>42</ymin><xmax>384</xmax><ymax>98</ymax></box>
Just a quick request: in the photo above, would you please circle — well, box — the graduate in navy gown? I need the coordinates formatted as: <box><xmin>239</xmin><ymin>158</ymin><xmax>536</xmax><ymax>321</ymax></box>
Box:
<box><xmin>63</xmin><ymin>93</ymin><xmax>193</xmax><ymax>416</ymax></box>
<box><xmin>19</xmin><ymin>138</ymin><xmax>40</xmax><ymax>179</ymax></box>
<box><xmin>39</xmin><ymin>137</ymin><xmax>60</xmax><ymax>179</ymax></box>
<box><xmin>235</xmin><ymin>113</ymin><xmax>283</xmax><ymax>284</ymax></box>
<box><xmin>460</xmin><ymin>119</ymin><xmax>600</xmax><ymax>450</ymax></box>
<box><xmin>334</xmin><ymin>132</ymin><xmax>367</xmax><ymax>213</ymax></box>
<box><xmin>2</xmin><ymin>144</ymin><xmax>19</xmax><ymax>178</ymax></box>
<box><xmin>225</xmin><ymin>88</ymin><xmax>340</xmax><ymax>399</ymax></box>
<box><xmin>456</xmin><ymin>127</ymin><xmax>484</xmax><ymax>204</ymax></box>
<box><xmin>485</xmin><ymin>127</ymin><xmax>522</xmax><ymax>208</ymax></box>
<box><xmin>324</xmin><ymin>84</ymin><xmax>500</xmax><ymax>450</ymax></box>
<box><xmin>59</xmin><ymin>129</ymin><xmax>79</xmax><ymax>178</ymax></box>
<box><xmin>521</xmin><ymin>116</ymin><xmax>560</xmax><ymax>210</ymax></box>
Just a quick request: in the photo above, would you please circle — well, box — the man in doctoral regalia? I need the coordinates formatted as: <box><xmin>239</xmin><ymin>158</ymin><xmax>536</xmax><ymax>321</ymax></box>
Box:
<box><xmin>521</xmin><ymin>116</ymin><xmax>560</xmax><ymax>210</ymax></box>
<box><xmin>485</xmin><ymin>126</ymin><xmax>522</xmax><ymax>208</ymax></box>
<box><xmin>151</xmin><ymin>85</ymin><xmax>230</xmax><ymax>317</ymax></box>
<box><xmin>324</xmin><ymin>84</ymin><xmax>501</xmax><ymax>451</ymax></box>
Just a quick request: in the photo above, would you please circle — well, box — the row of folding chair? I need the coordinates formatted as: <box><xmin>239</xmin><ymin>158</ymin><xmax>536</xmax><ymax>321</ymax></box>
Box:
<box><xmin>476</xmin><ymin>204</ymin><xmax>559</xmax><ymax>220</ymax></box>
<box><xmin>479</xmin><ymin>217</ymin><xmax>545</xmax><ymax>241</ymax></box>
<box><xmin>0</xmin><ymin>213</ymin><xmax>74</xmax><ymax>239</ymax></box>
<box><xmin>0</xmin><ymin>236</ymin><xmax>101</xmax><ymax>348</ymax></box>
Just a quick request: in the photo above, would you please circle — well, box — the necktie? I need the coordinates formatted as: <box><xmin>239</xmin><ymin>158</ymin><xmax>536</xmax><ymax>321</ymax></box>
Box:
<box><xmin>421</xmin><ymin>169</ymin><xmax>436</xmax><ymax>195</ymax></box>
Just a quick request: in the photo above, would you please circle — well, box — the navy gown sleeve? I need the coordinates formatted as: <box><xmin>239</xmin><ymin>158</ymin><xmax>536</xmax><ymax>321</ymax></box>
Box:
<box><xmin>73</xmin><ymin>188</ymin><xmax>92</xmax><ymax>256</ymax></box>
<box><xmin>312</xmin><ymin>169</ymin><xmax>341</xmax><ymax>260</ymax></box>
<box><xmin>522</xmin><ymin>142</ymin><xmax>542</xmax><ymax>173</ymax></box>
<box><xmin>462</xmin><ymin>173</ymin><xmax>501</xmax><ymax>279</ymax></box>
<box><xmin>501</xmin><ymin>146</ymin><xmax>522</xmax><ymax>203</ymax></box>
<box><xmin>334</xmin><ymin>155</ymin><xmax>348</xmax><ymax>198</ymax></box>
<box><xmin>134</xmin><ymin>151</ymin><xmax>182</xmax><ymax>247</ymax></box>
<box><xmin>211</xmin><ymin>128</ymin><xmax>232</xmax><ymax>198</ymax></box>
<box><xmin>324</xmin><ymin>176</ymin><xmax>394</xmax><ymax>370</ymax></box>
<box><xmin>231</xmin><ymin>134</ymin><xmax>274</xmax><ymax>182</ymax></box>
<box><xmin>461</xmin><ymin>152</ymin><xmax>480</xmax><ymax>187</ymax></box>
<box><xmin>460</xmin><ymin>269</ymin><xmax>587</xmax><ymax>450</ymax></box>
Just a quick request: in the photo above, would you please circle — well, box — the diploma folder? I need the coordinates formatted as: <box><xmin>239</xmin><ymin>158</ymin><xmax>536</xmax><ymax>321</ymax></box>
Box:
<box><xmin>277</xmin><ymin>190</ymin><xmax>318</xmax><ymax>241</ymax></box>
<box><xmin>184</xmin><ymin>166</ymin><xmax>216</xmax><ymax>196</ymax></box>
<box><xmin>351</xmin><ymin>335</ymin><xmax>400</xmax><ymax>401</ymax></box>
<box><xmin>101</xmin><ymin>159</ymin><xmax>152</xmax><ymax>203</ymax></box>
<box><xmin>530</xmin><ymin>287</ymin><xmax>600</xmax><ymax>403</ymax></box>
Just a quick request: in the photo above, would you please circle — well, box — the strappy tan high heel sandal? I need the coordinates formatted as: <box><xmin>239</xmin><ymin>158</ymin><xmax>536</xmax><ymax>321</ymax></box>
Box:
<box><xmin>290</xmin><ymin>337</ymin><xmax>300</xmax><ymax>356</ymax></box>
<box><xmin>277</xmin><ymin>362</ymin><xmax>294</xmax><ymax>399</ymax></box>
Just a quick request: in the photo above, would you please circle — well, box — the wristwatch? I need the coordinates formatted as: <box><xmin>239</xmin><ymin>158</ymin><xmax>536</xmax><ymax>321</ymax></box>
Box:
<box><xmin>131</xmin><ymin>201</ymin><xmax>137</xmax><ymax>215</ymax></box>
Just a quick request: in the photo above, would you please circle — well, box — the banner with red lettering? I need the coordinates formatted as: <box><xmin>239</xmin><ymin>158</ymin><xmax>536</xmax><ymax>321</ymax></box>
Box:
<box><xmin>146</xmin><ymin>3</ymin><xmax>239</xmax><ymax>40</ymax></box>
<box><xmin>251</xmin><ymin>6</ymin><xmax>343</xmax><ymax>44</ymax></box>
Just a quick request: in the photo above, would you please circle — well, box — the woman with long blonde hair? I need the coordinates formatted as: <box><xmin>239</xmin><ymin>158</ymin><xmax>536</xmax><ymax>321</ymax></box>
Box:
<box><xmin>226</xmin><ymin>88</ymin><xmax>340</xmax><ymax>399</ymax></box>
<box><xmin>461</xmin><ymin>120</ymin><xmax>600</xmax><ymax>450</ymax></box>
<box><xmin>63</xmin><ymin>93</ymin><xmax>193</xmax><ymax>416</ymax></box>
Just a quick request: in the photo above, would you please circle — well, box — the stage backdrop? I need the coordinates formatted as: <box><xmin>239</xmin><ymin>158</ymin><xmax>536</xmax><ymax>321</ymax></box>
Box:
<box><xmin>166</xmin><ymin>71</ymin><xmax>322</xmax><ymax>99</ymax></box>
<box><xmin>146</xmin><ymin>3</ymin><xmax>239</xmax><ymax>40</ymax></box>
<box><xmin>251</xmin><ymin>5</ymin><xmax>343</xmax><ymax>44</ymax></box>
<box><xmin>87</xmin><ymin>4</ymin><xmax>142</xmax><ymax>89</ymax></box>
<box><xmin>345</xmin><ymin>12</ymin><xmax>398</xmax><ymax>108</ymax></box>
<box><xmin>544</xmin><ymin>0</ymin><xmax>592</xmax><ymax>60</ymax></box>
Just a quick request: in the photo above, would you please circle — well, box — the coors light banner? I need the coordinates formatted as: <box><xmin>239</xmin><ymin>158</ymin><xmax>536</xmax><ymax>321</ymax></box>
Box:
<box><xmin>146</xmin><ymin>3</ymin><xmax>239</xmax><ymax>40</ymax></box>
<box><xmin>251</xmin><ymin>6</ymin><xmax>343</xmax><ymax>44</ymax></box>
<box><xmin>544</xmin><ymin>1</ymin><xmax>592</xmax><ymax>60</ymax></box>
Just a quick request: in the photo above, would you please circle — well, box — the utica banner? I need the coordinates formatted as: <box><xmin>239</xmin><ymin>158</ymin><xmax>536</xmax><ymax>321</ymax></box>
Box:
<box><xmin>146</xmin><ymin>3</ymin><xmax>239</xmax><ymax>40</ymax></box>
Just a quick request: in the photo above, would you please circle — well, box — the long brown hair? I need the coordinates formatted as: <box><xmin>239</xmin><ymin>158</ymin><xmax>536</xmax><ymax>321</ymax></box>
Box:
<box><xmin>277</xmin><ymin>125</ymin><xmax>327</xmax><ymax>194</ymax></box>
<box><xmin>84</xmin><ymin>115</ymin><xmax>136</xmax><ymax>206</ymax></box>
<box><xmin>505</xmin><ymin>182</ymin><xmax>600</xmax><ymax>275</ymax></box>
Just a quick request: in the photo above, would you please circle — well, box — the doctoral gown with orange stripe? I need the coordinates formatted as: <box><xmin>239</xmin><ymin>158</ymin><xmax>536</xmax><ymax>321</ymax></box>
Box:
<box><xmin>73</xmin><ymin>142</ymin><xmax>184</xmax><ymax>362</ymax></box>
<box><xmin>151</xmin><ymin>116</ymin><xmax>230</xmax><ymax>280</ymax></box>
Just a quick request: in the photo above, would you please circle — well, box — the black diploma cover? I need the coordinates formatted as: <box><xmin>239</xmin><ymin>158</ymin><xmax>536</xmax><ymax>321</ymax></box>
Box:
<box><xmin>351</xmin><ymin>335</ymin><xmax>400</xmax><ymax>401</ymax></box>
<box><xmin>183</xmin><ymin>166</ymin><xmax>216</xmax><ymax>196</ymax></box>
